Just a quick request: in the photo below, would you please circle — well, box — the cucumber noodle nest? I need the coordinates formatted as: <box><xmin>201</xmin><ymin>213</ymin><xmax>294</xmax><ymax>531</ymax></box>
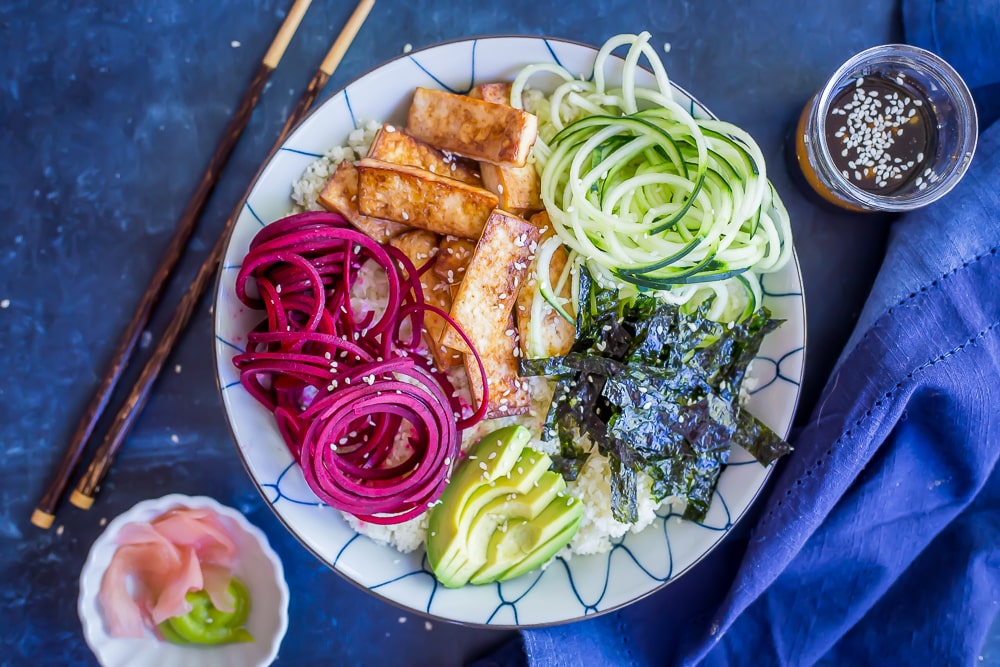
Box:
<box><xmin>511</xmin><ymin>32</ymin><xmax>793</xmax><ymax>323</ymax></box>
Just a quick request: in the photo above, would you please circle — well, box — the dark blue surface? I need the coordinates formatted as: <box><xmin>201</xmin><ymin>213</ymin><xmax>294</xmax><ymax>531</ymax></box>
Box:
<box><xmin>1</xmin><ymin>0</ymin><xmax>970</xmax><ymax>665</ymax></box>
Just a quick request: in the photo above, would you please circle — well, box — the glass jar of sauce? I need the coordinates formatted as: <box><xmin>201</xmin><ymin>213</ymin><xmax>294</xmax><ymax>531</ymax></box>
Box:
<box><xmin>794</xmin><ymin>44</ymin><xmax>977</xmax><ymax>212</ymax></box>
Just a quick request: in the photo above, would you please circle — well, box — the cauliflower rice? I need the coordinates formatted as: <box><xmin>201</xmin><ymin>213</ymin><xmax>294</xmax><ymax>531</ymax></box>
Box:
<box><xmin>290</xmin><ymin>118</ymin><xmax>675</xmax><ymax>558</ymax></box>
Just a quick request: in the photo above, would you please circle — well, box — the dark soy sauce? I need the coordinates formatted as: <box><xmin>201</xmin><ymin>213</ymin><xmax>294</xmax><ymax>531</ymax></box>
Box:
<box><xmin>824</xmin><ymin>73</ymin><xmax>937</xmax><ymax>195</ymax></box>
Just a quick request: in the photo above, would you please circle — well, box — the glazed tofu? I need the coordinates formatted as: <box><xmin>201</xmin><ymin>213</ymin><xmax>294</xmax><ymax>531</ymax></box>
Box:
<box><xmin>317</xmin><ymin>161</ymin><xmax>408</xmax><ymax>243</ymax></box>
<box><xmin>355</xmin><ymin>158</ymin><xmax>498</xmax><ymax>239</ymax></box>
<box><xmin>442</xmin><ymin>210</ymin><xmax>539</xmax><ymax>418</ymax></box>
<box><xmin>389</xmin><ymin>230</ymin><xmax>461</xmax><ymax>369</ymax></box>
<box><xmin>469</xmin><ymin>83</ymin><xmax>543</xmax><ymax>214</ymax></box>
<box><xmin>434</xmin><ymin>235</ymin><xmax>476</xmax><ymax>285</ymax></box>
<box><xmin>367</xmin><ymin>123</ymin><xmax>482</xmax><ymax>186</ymax></box>
<box><xmin>441</xmin><ymin>210</ymin><xmax>540</xmax><ymax>354</ymax></box>
<box><xmin>528</xmin><ymin>210</ymin><xmax>556</xmax><ymax>240</ymax></box>
<box><xmin>515</xmin><ymin>211</ymin><xmax>575</xmax><ymax>359</ymax></box>
<box><xmin>389</xmin><ymin>228</ymin><xmax>439</xmax><ymax>272</ymax></box>
<box><xmin>468</xmin><ymin>82</ymin><xmax>514</xmax><ymax>104</ymax></box>
<box><xmin>464</xmin><ymin>313</ymin><xmax>531</xmax><ymax>419</ymax></box>
<box><xmin>479</xmin><ymin>157</ymin><xmax>542</xmax><ymax>215</ymax></box>
<box><xmin>407</xmin><ymin>87</ymin><xmax>538</xmax><ymax>167</ymax></box>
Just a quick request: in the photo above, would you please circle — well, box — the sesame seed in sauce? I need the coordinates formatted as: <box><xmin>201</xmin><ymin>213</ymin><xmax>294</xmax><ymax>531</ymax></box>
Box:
<box><xmin>825</xmin><ymin>73</ymin><xmax>934</xmax><ymax>193</ymax></box>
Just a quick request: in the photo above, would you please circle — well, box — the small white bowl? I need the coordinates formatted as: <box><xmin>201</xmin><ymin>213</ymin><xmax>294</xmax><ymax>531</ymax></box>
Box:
<box><xmin>78</xmin><ymin>494</ymin><xmax>289</xmax><ymax>667</ymax></box>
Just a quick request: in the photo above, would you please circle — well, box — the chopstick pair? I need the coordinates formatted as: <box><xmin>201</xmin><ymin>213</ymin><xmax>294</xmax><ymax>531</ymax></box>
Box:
<box><xmin>31</xmin><ymin>0</ymin><xmax>376</xmax><ymax>528</ymax></box>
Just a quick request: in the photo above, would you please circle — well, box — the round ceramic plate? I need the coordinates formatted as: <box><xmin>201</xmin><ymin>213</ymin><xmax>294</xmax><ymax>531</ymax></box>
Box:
<box><xmin>213</xmin><ymin>36</ymin><xmax>806</xmax><ymax>627</ymax></box>
<box><xmin>78</xmin><ymin>494</ymin><xmax>289</xmax><ymax>667</ymax></box>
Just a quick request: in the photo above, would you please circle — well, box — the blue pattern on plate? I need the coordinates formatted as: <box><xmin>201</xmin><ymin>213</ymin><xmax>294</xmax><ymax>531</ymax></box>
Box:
<box><xmin>279</xmin><ymin>146</ymin><xmax>324</xmax><ymax>158</ymax></box>
<box><xmin>263</xmin><ymin>461</ymin><xmax>323</xmax><ymax>507</ymax></box>
<box><xmin>408</xmin><ymin>41</ymin><xmax>478</xmax><ymax>94</ymax></box>
<box><xmin>748</xmin><ymin>347</ymin><xmax>805</xmax><ymax>396</ymax></box>
<box><xmin>246</xmin><ymin>201</ymin><xmax>265</xmax><ymax>228</ymax></box>
<box><xmin>544</xmin><ymin>39</ymin><xmax>565</xmax><ymax>69</ymax></box>
<box><xmin>215</xmin><ymin>335</ymin><xmax>245</xmax><ymax>353</ymax></box>
<box><xmin>344</xmin><ymin>88</ymin><xmax>357</xmax><ymax>130</ymax></box>
<box><xmin>760</xmin><ymin>272</ymin><xmax>803</xmax><ymax>298</ymax></box>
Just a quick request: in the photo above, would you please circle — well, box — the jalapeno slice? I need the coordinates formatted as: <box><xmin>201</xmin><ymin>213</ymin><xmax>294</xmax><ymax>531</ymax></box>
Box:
<box><xmin>158</xmin><ymin>578</ymin><xmax>253</xmax><ymax>645</ymax></box>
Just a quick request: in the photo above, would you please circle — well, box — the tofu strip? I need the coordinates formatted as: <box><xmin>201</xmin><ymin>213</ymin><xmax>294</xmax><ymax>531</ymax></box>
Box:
<box><xmin>470</xmin><ymin>83</ymin><xmax>543</xmax><ymax>214</ymax></box>
<box><xmin>464</xmin><ymin>313</ymin><xmax>530</xmax><ymax>419</ymax></box>
<box><xmin>388</xmin><ymin>230</ymin><xmax>462</xmax><ymax>369</ymax></box>
<box><xmin>407</xmin><ymin>87</ymin><xmax>538</xmax><ymax>167</ymax></box>
<box><xmin>434</xmin><ymin>235</ymin><xmax>476</xmax><ymax>285</ymax></box>
<box><xmin>317</xmin><ymin>161</ymin><xmax>408</xmax><ymax>243</ymax></box>
<box><xmin>355</xmin><ymin>158</ymin><xmax>498</xmax><ymax>239</ymax></box>
<box><xmin>367</xmin><ymin>123</ymin><xmax>482</xmax><ymax>186</ymax></box>
<box><xmin>441</xmin><ymin>210</ymin><xmax>541</xmax><ymax>419</ymax></box>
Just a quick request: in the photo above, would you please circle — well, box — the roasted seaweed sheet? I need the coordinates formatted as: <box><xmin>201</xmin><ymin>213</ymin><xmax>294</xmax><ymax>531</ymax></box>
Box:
<box><xmin>519</xmin><ymin>268</ymin><xmax>792</xmax><ymax>523</ymax></box>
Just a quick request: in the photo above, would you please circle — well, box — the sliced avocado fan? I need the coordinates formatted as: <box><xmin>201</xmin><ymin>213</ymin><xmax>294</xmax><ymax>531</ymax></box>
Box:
<box><xmin>426</xmin><ymin>425</ymin><xmax>583</xmax><ymax>588</ymax></box>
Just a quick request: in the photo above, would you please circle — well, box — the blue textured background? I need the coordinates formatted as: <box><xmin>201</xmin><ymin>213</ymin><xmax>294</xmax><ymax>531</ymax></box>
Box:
<box><xmin>7</xmin><ymin>0</ymin><xmax>984</xmax><ymax>665</ymax></box>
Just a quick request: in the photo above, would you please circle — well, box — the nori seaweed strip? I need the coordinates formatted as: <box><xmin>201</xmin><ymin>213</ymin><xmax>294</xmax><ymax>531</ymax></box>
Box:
<box><xmin>607</xmin><ymin>446</ymin><xmax>639</xmax><ymax>523</ymax></box>
<box><xmin>517</xmin><ymin>275</ymin><xmax>792</xmax><ymax>523</ymax></box>
<box><xmin>735</xmin><ymin>410</ymin><xmax>793</xmax><ymax>466</ymax></box>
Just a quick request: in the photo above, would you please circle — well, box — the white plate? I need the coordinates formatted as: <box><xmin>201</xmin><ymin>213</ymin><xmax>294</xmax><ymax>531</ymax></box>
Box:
<box><xmin>78</xmin><ymin>495</ymin><xmax>289</xmax><ymax>666</ymax></box>
<box><xmin>213</xmin><ymin>36</ymin><xmax>806</xmax><ymax>627</ymax></box>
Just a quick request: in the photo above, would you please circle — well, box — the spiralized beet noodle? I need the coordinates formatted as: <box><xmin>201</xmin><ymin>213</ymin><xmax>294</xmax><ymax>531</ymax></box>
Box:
<box><xmin>233</xmin><ymin>212</ymin><xmax>487</xmax><ymax>524</ymax></box>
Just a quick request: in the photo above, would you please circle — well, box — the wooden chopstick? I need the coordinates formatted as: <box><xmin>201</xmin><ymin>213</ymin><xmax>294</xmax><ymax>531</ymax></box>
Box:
<box><xmin>69</xmin><ymin>0</ymin><xmax>377</xmax><ymax>511</ymax></box>
<box><xmin>29</xmin><ymin>0</ymin><xmax>314</xmax><ymax>530</ymax></box>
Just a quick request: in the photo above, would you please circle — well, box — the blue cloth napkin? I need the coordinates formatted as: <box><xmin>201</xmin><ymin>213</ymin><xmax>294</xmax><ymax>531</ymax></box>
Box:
<box><xmin>504</xmin><ymin>3</ymin><xmax>1000</xmax><ymax>666</ymax></box>
<box><xmin>903</xmin><ymin>0</ymin><xmax>1000</xmax><ymax>130</ymax></box>
<box><xmin>902</xmin><ymin>0</ymin><xmax>999</xmax><ymax>91</ymax></box>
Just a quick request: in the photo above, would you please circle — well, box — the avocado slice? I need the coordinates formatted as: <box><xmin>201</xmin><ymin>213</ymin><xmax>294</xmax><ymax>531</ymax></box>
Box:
<box><xmin>496</xmin><ymin>511</ymin><xmax>583</xmax><ymax>582</ymax></box>
<box><xmin>429</xmin><ymin>447</ymin><xmax>555</xmax><ymax>585</ymax></box>
<box><xmin>426</xmin><ymin>426</ymin><xmax>532</xmax><ymax>573</ymax></box>
<box><xmin>440</xmin><ymin>472</ymin><xmax>567</xmax><ymax>586</ymax></box>
<box><xmin>426</xmin><ymin>425</ymin><xmax>584</xmax><ymax>589</ymax></box>
<box><xmin>469</xmin><ymin>495</ymin><xmax>583</xmax><ymax>585</ymax></box>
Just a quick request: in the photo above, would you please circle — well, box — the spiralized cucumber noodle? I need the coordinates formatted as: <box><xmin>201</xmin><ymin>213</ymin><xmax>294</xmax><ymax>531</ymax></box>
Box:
<box><xmin>511</xmin><ymin>32</ymin><xmax>792</xmax><ymax>323</ymax></box>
